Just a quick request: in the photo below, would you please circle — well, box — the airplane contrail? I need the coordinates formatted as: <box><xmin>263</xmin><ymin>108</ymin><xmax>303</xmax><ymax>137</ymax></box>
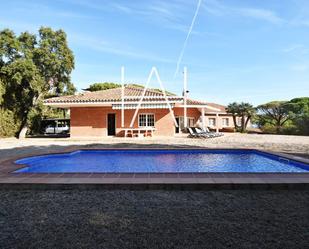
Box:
<box><xmin>173</xmin><ymin>0</ymin><xmax>202</xmax><ymax>79</ymax></box>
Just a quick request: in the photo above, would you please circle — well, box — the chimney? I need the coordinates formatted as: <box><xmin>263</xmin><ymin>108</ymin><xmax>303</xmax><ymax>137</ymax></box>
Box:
<box><xmin>183</xmin><ymin>89</ymin><xmax>189</xmax><ymax>99</ymax></box>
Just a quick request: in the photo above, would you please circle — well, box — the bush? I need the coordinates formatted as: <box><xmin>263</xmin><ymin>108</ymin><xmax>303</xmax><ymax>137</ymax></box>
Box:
<box><xmin>0</xmin><ymin>109</ymin><xmax>20</xmax><ymax>137</ymax></box>
<box><xmin>27</xmin><ymin>108</ymin><xmax>42</xmax><ymax>135</ymax></box>
<box><xmin>260</xmin><ymin>123</ymin><xmax>277</xmax><ymax>134</ymax></box>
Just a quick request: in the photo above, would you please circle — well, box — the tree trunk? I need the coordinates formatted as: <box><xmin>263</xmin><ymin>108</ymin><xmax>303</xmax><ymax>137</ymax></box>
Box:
<box><xmin>232</xmin><ymin>115</ymin><xmax>237</xmax><ymax>130</ymax></box>
<box><xmin>241</xmin><ymin>115</ymin><xmax>245</xmax><ymax>132</ymax></box>
<box><xmin>18</xmin><ymin>116</ymin><xmax>28</xmax><ymax>139</ymax></box>
<box><xmin>276</xmin><ymin>119</ymin><xmax>281</xmax><ymax>134</ymax></box>
<box><xmin>245</xmin><ymin>116</ymin><xmax>251</xmax><ymax>130</ymax></box>
<box><xmin>18</xmin><ymin>95</ymin><xmax>40</xmax><ymax>139</ymax></box>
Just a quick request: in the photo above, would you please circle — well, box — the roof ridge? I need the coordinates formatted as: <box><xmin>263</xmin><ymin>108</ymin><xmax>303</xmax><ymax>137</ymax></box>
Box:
<box><xmin>79</xmin><ymin>84</ymin><xmax>175</xmax><ymax>96</ymax></box>
<box><xmin>187</xmin><ymin>98</ymin><xmax>207</xmax><ymax>103</ymax></box>
<box><xmin>88</xmin><ymin>87</ymin><xmax>121</xmax><ymax>93</ymax></box>
<box><xmin>125</xmin><ymin>85</ymin><xmax>165</xmax><ymax>94</ymax></box>
<box><xmin>205</xmin><ymin>102</ymin><xmax>227</xmax><ymax>108</ymax></box>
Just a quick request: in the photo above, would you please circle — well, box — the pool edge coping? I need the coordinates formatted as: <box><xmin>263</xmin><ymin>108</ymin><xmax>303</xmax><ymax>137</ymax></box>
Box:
<box><xmin>0</xmin><ymin>147</ymin><xmax>308</xmax><ymax>188</ymax></box>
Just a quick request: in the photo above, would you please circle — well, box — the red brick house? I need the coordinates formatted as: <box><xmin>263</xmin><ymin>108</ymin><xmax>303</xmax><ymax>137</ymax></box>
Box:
<box><xmin>44</xmin><ymin>85</ymin><xmax>235</xmax><ymax>138</ymax></box>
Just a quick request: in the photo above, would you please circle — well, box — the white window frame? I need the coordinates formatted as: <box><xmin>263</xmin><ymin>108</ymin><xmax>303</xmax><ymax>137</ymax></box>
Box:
<box><xmin>208</xmin><ymin>118</ymin><xmax>216</xmax><ymax>127</ymax></box>
<box><xmin>188</xmin><ymin>117</ymin><xmax>195</xmax><ymax>127</ymax></box>
<box><xmin>138</xmin><ymin>113</ymin><xmax>155</xmax><ymax>127</ymax></box>
<box><xmin>176</xmin><ymin>116</ymin><xmax>195</xmax><ymax>130</ymax></box>
<box><xmin>222</xmin><ymin>118</ymin><xmax>229</xmax><ymax>127</ymax></box>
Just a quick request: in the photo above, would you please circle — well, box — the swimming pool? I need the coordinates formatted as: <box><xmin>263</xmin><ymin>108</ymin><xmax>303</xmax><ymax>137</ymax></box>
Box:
<box><xmin>13</xmin><ymin>149</ymin><xmax>309</xmax><ymax>173</ymax></box>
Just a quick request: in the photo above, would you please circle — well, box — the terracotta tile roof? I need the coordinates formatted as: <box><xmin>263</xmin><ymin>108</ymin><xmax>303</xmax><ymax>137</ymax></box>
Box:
<box><xmin>44</xmin><ymin>85</ymin><xmax>182</xmax><ymax>104</ymax></box>
<box><xmin>186</xmin><ymin>99</ymin><xmax>226</xmax><ymax>112</ymax></box>
<box><xmin>205</xmin><ymin>103</ymin><xmax>226</xmax><ymax>113</ymax></box>
<box><xmin>44</xmin><ymin>85</ymin><xmax>227</xmax><ymax>112</ymax></box>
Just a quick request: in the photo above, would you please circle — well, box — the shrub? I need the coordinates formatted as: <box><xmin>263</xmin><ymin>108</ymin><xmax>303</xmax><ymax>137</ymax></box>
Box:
<box><xmin>0</xmin><ymin>109</ymin><xmax>20</xmax><ymax>137</ymax></box>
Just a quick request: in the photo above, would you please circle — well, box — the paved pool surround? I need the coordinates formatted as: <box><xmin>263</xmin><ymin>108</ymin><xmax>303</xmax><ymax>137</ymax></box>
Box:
<box><xmin>0</xmin><ymin>148</ymin><xmax>309</xmax><ymax>190</ymax></box>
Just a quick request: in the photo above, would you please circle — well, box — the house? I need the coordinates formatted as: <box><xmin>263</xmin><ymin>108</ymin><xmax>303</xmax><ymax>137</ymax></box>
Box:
<box><xmin>44</xmin><ymin>85</ymin><xmax>236</xmax><ymax>138</ymax></box>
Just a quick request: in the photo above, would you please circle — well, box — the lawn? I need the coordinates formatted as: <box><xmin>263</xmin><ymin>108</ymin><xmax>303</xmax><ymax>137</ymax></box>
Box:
<box><xmin>0</xmin><ymin>189</ymin><xmax>308</xmax><ymax>249</ymax></box>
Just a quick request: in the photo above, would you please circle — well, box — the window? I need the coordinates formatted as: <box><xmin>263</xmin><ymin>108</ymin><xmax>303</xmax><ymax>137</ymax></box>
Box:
<box><xmin>208</xmin><ymin>118</ymin><xmax>216</xmax><ymax>127</ymax></box>
<box><xmin>222</xmin><ymin>118</ymin><xmax>229</xmax><ymax>127</ymax></box>
<box><xmin>188</xmin><ymin>118</ymin><xmax>195</xmax><ymax>127</ymax></box>
<box><xmin>139</xmin><ymin>114</ymin><xmax>155</xmax><ymax>127</ymax></box>
<box><xmin>237</xmin><ymin>118</ymin><xmax>242</xmax><ymax>126</ymax></box>
<box><xmin>139</xmin><ymin>114</ymin><xmax>147</xmax><ymax>127</ymax></box>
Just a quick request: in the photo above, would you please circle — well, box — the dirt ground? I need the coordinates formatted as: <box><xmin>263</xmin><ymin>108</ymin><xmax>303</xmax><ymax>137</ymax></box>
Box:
<box><xmin>0</xmin><ymin>189</ymin><xmax>308</xmax><ymax>249</ymax></box>
<box><xmin>1</xmin><ymin>133</ymin><xmax>309</xmax><ymax>163</ymax></box>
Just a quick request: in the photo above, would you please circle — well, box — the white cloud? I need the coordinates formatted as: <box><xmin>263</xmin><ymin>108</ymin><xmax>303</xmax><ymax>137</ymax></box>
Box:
<box><xmin>236</xmin><ymin>8</ymin><xmax>283</xmax><ymax>24</ymax></box>
<box><xmin>62</xmin><ymin>0</ymin><xmax>197</xmax><ymax>34</ymax></box>
<box><xmin>203</xmin><ymin>0</ymin><xmax>284</xmax><ymax>24</ymax></box>
<box><xmin>13</xmin><ymin>1</ymin><xmax>103</xmax><ymax>20</ymax></box>
<box><xmin>283</xmin><ymin>44</ymin><xmax>309</xmax><ymax>55</ymax></box>
<box><xmin>69</xmin><ymin>33</ymin><xmax>175</xmax><ymax>64</ymax></box>
<box><xmin>0</xmin><ymin>19</ymin><xmax>38</xmax><ymax>33</ymax></box>
<box><xmin>289</xmin><ymin>17</ymin><xmax>309</xmax><ymax>28</ymax></box>
<box><xmin>290</xmin><ymin>64</ymin><xmax>309</xmax><ymax>71</ymax></box>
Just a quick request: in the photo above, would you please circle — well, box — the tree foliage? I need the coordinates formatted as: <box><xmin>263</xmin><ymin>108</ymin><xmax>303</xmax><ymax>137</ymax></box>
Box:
<box><xmin>129</xmin><ymin>83</ymin><xmax>175</xmax><ymax>96</ymax></box>
<box><xmin>85</xmin><ymin>82</ymin><xmax>176</xmax><ymax>96</ymax></box>
<box><xmin>0</xmin><ymin>78</ymin><xmax>4</xmax><ymax>104</ymax></box>
<box><xmin>285</xmin><ymin>97</ymin><xmax>309</xmax><ymax>135</ymax></box>
<box><xmin>0</xmin><ymin>27</ymin><xmax>75</xmax><ymax>138</ymax></box>
<box><xmin>0</xmin><ymin>108</ymin><xmax>20</xmax><ymax>137</ymax></box>
<box><xmin>85</xmin><ymin>82</ymin><xmax>121</xmax><ymax>91</ymax></box>
<box><xmin>256</xmin><ymin>98</ymin><xmax>309</xmax><ymax>135</ymax></box>
<box><xmin>226</xmin><ymin>102</ymin><xmax>255</xmax><ymax>132</ymax></box>
<box><xmin>256</xmin><ymin>101</ymin><xmax>290</xmax><ymax>133</ymax></box>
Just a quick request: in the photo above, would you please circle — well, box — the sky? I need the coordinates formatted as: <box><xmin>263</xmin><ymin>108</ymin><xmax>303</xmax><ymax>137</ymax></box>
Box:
<box><xmin>1</xmin><ymin>0</ymin><xmax>309</xmax><ymax>105</ymax></box>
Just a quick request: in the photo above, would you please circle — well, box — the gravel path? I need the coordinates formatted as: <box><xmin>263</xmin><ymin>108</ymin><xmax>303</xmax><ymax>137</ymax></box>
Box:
<box><xmin>1</xmin><ymin>133</ymin><xmax>309</xmax><ymax>162</ymax></box>
<box><xmin>0</xmin><ymin>190</ymin><xmax>308</xmax><ymax>249</ymax></box>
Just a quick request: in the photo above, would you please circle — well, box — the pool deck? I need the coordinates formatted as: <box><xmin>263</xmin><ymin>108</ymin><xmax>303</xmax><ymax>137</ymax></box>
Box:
<box><xmin>0</xmin><ymin>147</ymin><xmax>308</xmax><ymax>190</ymax></box>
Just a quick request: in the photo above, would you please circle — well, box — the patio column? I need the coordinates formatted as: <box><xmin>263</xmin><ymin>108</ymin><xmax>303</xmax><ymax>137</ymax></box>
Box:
<box><xmin>216</xmin><ymin>113</ymin><xmax>219</xmax><ymax>133</ymax></box>
<box><xmin>201</xmin><ymin>108</ymin><xmax>205</xmax><ymax>131</ymax></box>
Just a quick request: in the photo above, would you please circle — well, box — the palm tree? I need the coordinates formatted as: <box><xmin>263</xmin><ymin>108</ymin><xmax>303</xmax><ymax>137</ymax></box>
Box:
<box><xmin>226</xmin><ymin>102</ymin><xmax>255</xmax><ymax>132</ymax></box>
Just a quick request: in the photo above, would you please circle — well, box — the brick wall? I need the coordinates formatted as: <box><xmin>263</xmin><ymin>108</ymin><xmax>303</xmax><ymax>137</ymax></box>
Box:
<box><xmin>70</xmin><ymin>107</ymin><xmax>176</xmax><ymax>137</ymax></box>
<box><xmin>173</xmin><ymin>107</ymin><xmax>201</xmax><ymax>126</ymax></box>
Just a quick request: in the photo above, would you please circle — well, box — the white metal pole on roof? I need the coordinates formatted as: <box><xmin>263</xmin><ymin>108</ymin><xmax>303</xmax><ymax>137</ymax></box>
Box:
<box><xmin>153</xmin><ymin>68</ymin><xmax>178</xmax><ymax>127</ymax></box>
<box><xmin>129</xmin><ymin>67</ymin><xmax>154</xmax><ymax>128</ymax></box>
<box><xmin>201</xmin><ymin>107</ymin><xmax>205</xmax><ymax>131</ymax></box>
<box><xmin>121</xmin><ymin>66</ymin><xmax>125</xmax><ymax>127</ymax></box>
<box><xmin>183</xmin><ymin>67</ymin><xmax>188</xmax><ymax>128</ymax></box>
<box><xmin>129</xmin><ymin>67</ymin><xmax>178</xmax><ymax>128</ymax></box>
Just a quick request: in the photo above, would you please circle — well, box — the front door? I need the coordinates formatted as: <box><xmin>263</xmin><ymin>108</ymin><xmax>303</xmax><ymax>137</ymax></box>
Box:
<box><xmin>175</xmin><ymin>117</ymin><xmax>180</xmax><ymax>133</ymax></box>
<box><xmin>107</xmin><ymin>114</ymin><xmax>116</xmax><ymax>136</ymax></box>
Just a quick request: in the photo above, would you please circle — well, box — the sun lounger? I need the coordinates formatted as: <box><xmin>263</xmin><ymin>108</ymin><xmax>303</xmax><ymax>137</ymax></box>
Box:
<box><xmin>188</xmin><ymin>127</ymin><xmax>212</xmax><ymax>138</ymax></box>
<box><xmin>192</xmin><ymin>127</ymin><xmax>216</xmax><ymax>138</ymax></box>
<box><xmin>203</xmin><ymin>127</ymin><xmax>223</xmax><ymax>135</ymax></box>
<box><xmin>188</xmin><ymin>127</ymin><xmax>201</xmax><ymax>138</ymax></box>
<box><xmin>194</xmin><ymin>127</ymin><xmax>224</xmax><ymax>138</ymax></box>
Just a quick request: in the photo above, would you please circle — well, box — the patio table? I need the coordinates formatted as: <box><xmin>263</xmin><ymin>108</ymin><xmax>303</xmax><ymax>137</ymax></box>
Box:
<box><xmin>123</xmin><ymin>127</ymin><xmax>156</xmax><ymax>138</ymax></box>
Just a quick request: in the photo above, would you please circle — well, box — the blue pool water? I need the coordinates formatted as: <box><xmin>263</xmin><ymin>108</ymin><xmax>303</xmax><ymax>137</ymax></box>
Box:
<box><xmin>14</xmin><ymin>149</ymin><xmax>309</xmax><ymax>173</ymax></box>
